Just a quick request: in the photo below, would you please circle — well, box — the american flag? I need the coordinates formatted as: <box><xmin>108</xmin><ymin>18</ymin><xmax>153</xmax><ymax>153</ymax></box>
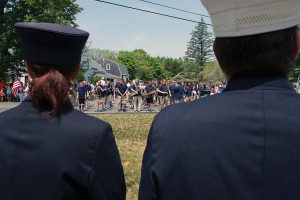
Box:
<box><xmin>12</xmin><ymin>76</ymin><xmax>21</xmax><ymax>97</ymax></box>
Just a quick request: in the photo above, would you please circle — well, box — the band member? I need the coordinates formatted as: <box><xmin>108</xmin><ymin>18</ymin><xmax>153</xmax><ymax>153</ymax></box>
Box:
<box><xmin>127</xmin><ymin>80</ymin><xmax>134</xmax><ymax>109</ymax></box>
<box><xmin>144</xmin><ymin>80</ymin><xmax>155</xmax><ymax>112</ymax></box>
<box><xmin>157</xmin><ymin>79</ymin><xmax>169</xmax><ymax>110</ymax></box>
<box><xmin>174</xmin><ymin>81</ymin><xmax>184</xmax><ymax>103</ymax></box>
<box><xmin>184</xmin><ymin>82</ymin><xmax>193</xmax><ymax>102</ymax></box>
<box><xmin>152</xmin><ymin>81</ymin><xmax>158</xmax><ymax>106</ymax></box>
<box><xmin>77</xmin><ymin>81</ymin><xmax>86</xmax><ymax>112</ymax></box>
<box><xmin>68</xmin><ymin>81</ymin><xmax>77</xmax><ymax>107</ymax></box>
<box><xmin>169</xmin><ymin>80</ymin><xmax>176</xmax><ymax>105</ymax></box>
<box><xmin>131</xmin><ymin>79</ymin><xmax>142</xmax><ymax>112</ymax></box>
<box><xmin>95</xmin><ymin>80</ymin><xmax>106</xmax><ymax>112</ymax></box>
<box><xmin>105</xmin><ymin>80</ymin><xmax>113</xmax><ymax>109</ymax></box>
<box><xmin>116</xmin><ymin>79</ymin><xmax>127</xmax><ymax>112</ymax></box>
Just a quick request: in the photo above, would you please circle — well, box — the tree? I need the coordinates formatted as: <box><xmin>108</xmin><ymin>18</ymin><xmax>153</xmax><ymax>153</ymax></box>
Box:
<box><xmin>161</xmin><ymin>57</ymin><xmax>184</xmax><ymax>78</ymax></box>
<box><xmin>0</xmin><ymin>0</ymin><xmax>82</xmax><ymax>80</ymax></box>
<box><xmin>89</xmin><ymin>49</ymin><xmax>118</xmax><ymax>61</ymax></box>
<box><xmin>199</xmin><ymin>62</ymin><xmax>225</xmax><ymax>83</ymax></box>
<box><xmin>185</xmin><ymin>17</ymin><xmax>213</xmax><ymax>67</ymax></box>
<box><xmin>117</xmin><ymin>50</ymin><xmax>136</xmax><ymax>79</ymax></box>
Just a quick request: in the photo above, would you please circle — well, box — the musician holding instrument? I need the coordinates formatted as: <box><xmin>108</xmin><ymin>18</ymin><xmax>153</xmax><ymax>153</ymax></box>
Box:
<box><xmin>95</xmin><ymin>80</ymin><xmax>106</xmax><ymax>112</ymax></box>
<box><xmin>104</xmin><ymin>80</ymin><xmax>113</xmax><ymax>109</ymax></box>
<box><xmin>168</xmin><ymin>80</ymin><xmax>176</xmax><ymax>105</ymax></box>
<box><xmin>184</xmin><ymin>82</ymin><xmax>193</xmax><ymax>102</ymax></box>
<box><xmin>144</xmin><ymin>80</ymin><xmax>156</xmax><ymax>112</ymax></box>
<box><xmin>173</xmin><ymin>81</ymin><xmax>184</xmax><ymax>103</ymax></box>
<box><xmin>131</xmin><ymin>79</ymin><xmax>142</xmax><ymax>112</ymax></box>
<box><xmin>157</xmin><ymin>79</ymin><xmax>169</xmax><ymax>110</ymax></box>
<box><xmin>116</xmin><ymin>79</ymin><xmax>127</xmax><ymax>112</ymax></box>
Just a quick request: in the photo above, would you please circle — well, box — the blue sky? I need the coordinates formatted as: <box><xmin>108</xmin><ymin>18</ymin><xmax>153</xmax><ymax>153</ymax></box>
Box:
<box><xmin>75</xmin><ymin>0</ymin><xmax>212</xmax><ymax>58</ymax></box>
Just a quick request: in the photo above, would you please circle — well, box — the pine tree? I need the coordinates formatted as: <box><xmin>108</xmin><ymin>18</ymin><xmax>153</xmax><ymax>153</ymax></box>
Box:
<box><xmin>185</xmin><ymin>17</ymin><xmax>213</xmax><ymax>67</ymax></box>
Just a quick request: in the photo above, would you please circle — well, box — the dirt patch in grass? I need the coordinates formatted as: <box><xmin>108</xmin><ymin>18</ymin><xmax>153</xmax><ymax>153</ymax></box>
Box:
<box><xmin>90</xmin><ymin>114</ymin><xmax>156</xmax><ymax>200</ymax></box>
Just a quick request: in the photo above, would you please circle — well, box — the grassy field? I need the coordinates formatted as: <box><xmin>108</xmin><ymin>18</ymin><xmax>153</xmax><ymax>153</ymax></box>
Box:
<box><xmin>90</xmin><ymin>113</ymin><xmax>156</xmax><ymax>200</ymax></box>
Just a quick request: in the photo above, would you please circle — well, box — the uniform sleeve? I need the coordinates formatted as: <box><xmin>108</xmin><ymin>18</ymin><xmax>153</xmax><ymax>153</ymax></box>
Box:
<box><xmin>88</xmin><ymin>124</ymin><xmax>126</xmax><ymax>200</ymax></box>
<box><xmin>139</xmin><ymin>116</ymin><xmax>159</xmax><ymax>200</ymax></box>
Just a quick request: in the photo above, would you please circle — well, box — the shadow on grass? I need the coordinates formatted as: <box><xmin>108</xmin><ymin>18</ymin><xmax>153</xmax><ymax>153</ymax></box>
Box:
<box><xmin>90</xmin><ymin>113</ymin><xmax>156</xmax><ymax>200</ymax></box>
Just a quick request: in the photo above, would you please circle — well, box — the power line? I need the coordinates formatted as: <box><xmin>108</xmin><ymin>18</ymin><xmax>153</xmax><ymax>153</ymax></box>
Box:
<box><xmin>139</xmin><ymin>0</ymin><xmax>209</xmax><ymax>18</ymax></box>
<box><xmin>94</xmin><ymin>0</ymin><xmax>212</xmax><ymax>26</ymax></box>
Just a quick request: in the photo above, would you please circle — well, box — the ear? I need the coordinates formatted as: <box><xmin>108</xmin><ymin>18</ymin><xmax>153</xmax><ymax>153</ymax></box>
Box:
<box><xmin>293</xmin><ymin>31</ymin><xmax>299</xmax><ymax>61</ymax></box>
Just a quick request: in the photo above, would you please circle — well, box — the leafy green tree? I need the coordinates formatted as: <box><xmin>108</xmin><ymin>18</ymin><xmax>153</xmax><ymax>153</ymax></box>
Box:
<box><xmin>89</xmin><ymin>49</ymin><xmax>118</xmax><ymax>61</ymax></box>
<box><xmin>117</xmin><ymin>50</ymin><xmax>136</xmax><ymax>79</ymax></box>
<box><xmin>0</xmin><ymin>0</ymin><xmax>82</xmax><ymax>80</ymax></box>
<box><xmin>185</xmin><ymin>17</ymin><xmax>213</xmax><ymax>67</ymax></box>
<box><xmin>132</xmin><ymin>49</ymin><xmax>151</xmax><ymax>79</ymax></box>
<box><xmin>75</xmin><ymin>67</ymin><xmax>87</xmax><ymax>82</ymax></box>
<box><xmin>92</xmin><ymin>75</ymin><xmax>102</xmax><ymax>85</ymax></box>
<box><xmin>136</xmin><ymin>65</ymin><xmax>152</xmax><ymax>81</ymax></box>
<box><xmin>181</xmin><ymin>61</ymin><xmax>199</xmax><ymax>79</ymax></box>
<box><xmin>161</xmin><ymin>57</ymin><xmax>184</xmax><ymax>78</ymax></box>
<box><xmin>149</xmin><ymin>57</ymin><xmax>166</xmax><ymax>80</ymax></box>
<box><xmin>199</xmin><ymin>62</ymin><xmax>225</xmax><ymax>83</ymax></box>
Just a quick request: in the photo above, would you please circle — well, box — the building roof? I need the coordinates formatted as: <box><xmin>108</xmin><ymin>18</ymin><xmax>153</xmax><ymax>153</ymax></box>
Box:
<box><xmin>97</xmin><ymin>57</ymin><xmax>129</xmax><ymax>76</ymax></box>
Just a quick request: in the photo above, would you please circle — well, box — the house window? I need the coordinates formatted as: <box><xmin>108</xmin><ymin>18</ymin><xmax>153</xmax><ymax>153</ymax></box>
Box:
<box><xmin>106</xmin><ymin>64</ymin><xmax>111</xmax><ymax>70</ymax></box>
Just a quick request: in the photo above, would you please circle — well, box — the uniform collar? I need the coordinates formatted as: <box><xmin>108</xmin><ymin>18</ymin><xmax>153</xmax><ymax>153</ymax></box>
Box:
<box><xmin>224</xmin><ymin>73</ymin><xmax>294</xmax><ymax>92</ymax></box>
<box><xmin>22</xmin><ymin>94</ymin><xmax>74</xmax><ymax>109</ymax></box>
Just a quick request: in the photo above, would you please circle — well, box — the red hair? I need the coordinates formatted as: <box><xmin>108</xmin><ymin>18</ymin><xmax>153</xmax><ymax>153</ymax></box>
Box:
<box><xmin>26</xmin><ymin>61</ymin><xmax>79</xmax><ymax>118</ymax></box>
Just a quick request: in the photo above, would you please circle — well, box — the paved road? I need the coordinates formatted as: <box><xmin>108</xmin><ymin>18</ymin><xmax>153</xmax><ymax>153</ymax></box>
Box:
<box><xmin>0</xmin><ymin>99</ymin><xmax>160</xmax><ymax>114</ymax></box>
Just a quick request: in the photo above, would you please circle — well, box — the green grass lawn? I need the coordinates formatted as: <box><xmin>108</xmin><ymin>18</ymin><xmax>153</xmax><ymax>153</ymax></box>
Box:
<box><xmin>90</xmin><ymin>113</ymin><xmax>156</xmax><ymax>200</ymax></box>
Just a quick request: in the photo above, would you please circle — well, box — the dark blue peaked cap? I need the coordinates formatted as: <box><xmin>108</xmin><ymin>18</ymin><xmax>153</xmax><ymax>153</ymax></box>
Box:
<box><xmin>14</xmin><ymin>22</ymin><xmax>89</xmax><ymax>66</ymax></box>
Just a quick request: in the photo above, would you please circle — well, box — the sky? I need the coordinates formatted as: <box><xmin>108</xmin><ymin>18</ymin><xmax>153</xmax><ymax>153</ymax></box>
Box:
<box><xmin>75</xmin><ymin>0</ymin><xmax>212</xmax><ymax>59</ymax></box>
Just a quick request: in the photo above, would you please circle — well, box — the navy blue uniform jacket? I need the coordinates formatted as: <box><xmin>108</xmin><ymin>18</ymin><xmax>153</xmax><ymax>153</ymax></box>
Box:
<box><xmin>0</xmin><ymin>99</ymin><xmax>126</xmax><ymax>200</ymax></box>
<box><xmin>139</xmin><ymin>74</ymin><xmax>300</xmax><ymax>200</ymax></box>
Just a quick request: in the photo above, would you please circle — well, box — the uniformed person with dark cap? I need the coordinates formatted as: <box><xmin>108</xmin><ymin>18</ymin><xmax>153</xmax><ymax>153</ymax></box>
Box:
<box><xmin>139</xmin><ymin>0</ymin><xmax>300</xmax><ymax>199</ymax></box>
<box><xmin>0</xmin><ymin>22</ymin><xmax>125</xmax><ymax>200</ymax></box>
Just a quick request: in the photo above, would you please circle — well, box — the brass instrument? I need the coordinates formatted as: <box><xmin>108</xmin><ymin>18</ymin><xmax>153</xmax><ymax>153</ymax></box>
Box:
<box><xmin>142</xmin><ymin>91</ymin><xmax>156</xmax><ymax>99</ymax></box>
<box><xmin>184</xmin><ymin>96</ymin><xmax>193</xmax><ymax>102</ymax></box>
<box><xmin>120</xmin><ymin>94</ymin><xmax>126</xmax><ymax>104</ymax></box>
<box><xmin>128</xmin><ymin>90</ymin><xmax>138</xmax><ymax>98</ymax></box>
<box><xmin>128</xmin><ymin>85</ymin><xmax>142</xmax><ymax>98</ymax></box>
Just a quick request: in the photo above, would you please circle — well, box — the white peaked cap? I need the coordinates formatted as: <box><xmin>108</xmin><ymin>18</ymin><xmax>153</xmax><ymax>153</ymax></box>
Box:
<box><xmin>201</xmin><ymin>0</ymin><xmax>300</xmax><ymax>37</ymax></box>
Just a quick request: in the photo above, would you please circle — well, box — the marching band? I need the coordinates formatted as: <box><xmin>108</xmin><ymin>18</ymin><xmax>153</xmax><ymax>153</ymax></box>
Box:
<box><xmin>70</xmin><ymin>78</ymin><xmax>228</xmax><ymax>112</ymax></box>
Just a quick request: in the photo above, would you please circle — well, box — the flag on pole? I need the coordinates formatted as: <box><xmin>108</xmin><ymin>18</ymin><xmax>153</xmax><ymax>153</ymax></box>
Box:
<box><xmin>12</xmin><ymin>76</ymin><xmax>21</xmax><ymax>97</ymax></box>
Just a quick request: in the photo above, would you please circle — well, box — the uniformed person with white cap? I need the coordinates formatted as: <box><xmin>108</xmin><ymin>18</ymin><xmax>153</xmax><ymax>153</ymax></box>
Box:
<box><xmin>0</xmin><ymin>22</ymin><xmax>125</xmax><ymax>200</ymax></box>
<box><xmin>139</xmin><ymin>0</ymin><xmax>300</xmax><ymax>199</ymax></box>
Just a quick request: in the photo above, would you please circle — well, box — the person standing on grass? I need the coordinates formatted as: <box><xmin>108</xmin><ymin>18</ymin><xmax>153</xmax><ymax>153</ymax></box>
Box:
<box><xmin>139</xmin><ymin>0</ymin><xmax>300</xmax><ymax>199</ymax></box>
<box><xmin>0</xmin><ymin>22</ymin><xmax>125</xmax><ymax>200</ymax></box>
